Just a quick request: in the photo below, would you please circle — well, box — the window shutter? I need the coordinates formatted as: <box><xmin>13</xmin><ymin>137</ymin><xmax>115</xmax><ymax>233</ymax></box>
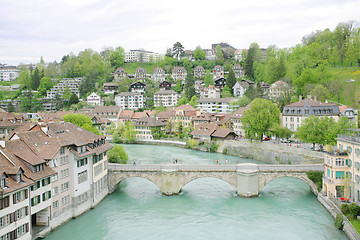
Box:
<box><xmin>13</xmin><ymin>193</ymin><xmax>16</xmax><ymax>204</ymax></box>
<box><xmin>5</xmin><ymin>196</ymin><xmax>9</xmax><ymax>207</ymax></box>
<box><xmin>26</xmin><ymin>223</ymin><xmax>29</xmax><ymax>232</ymax></box>
<box><xmin>0</xmin><ymin>199</ymin><xmax>3</xmax><ymax>210</ymax></box>
<box><xmin>10</xmin><ymin>212</ymin><xmax>14</xmax><ymax>223</ymax></box>
<box><xmin>25</xmin><ymin>189</ymin><xmax>28</xmax><ymax>199</ymax></box>
<box><xmin>14</xmin><ymin>211</ymin><xmax>17</xmax><ymax>221</ymax></box>
<box><xmin>25</xmin><ymin>206</ymin><xmax>28</xmax><ymax>215</ymax></box>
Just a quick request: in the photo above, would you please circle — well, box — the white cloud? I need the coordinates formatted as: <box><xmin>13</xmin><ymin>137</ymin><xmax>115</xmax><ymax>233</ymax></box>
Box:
<box><xmin>0</xmin><ymin>0</ymin><xmax>359</xmax><ymax>65</ymax></box>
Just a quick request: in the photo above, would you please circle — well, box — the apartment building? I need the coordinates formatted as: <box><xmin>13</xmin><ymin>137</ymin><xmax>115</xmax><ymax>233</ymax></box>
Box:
<box><xmin>152</xmin><ymin>67</ymin><xmax>165</xmax><ymax>82</ymax></box>
<box><xmin>194</xmin><ymin>66</ymin><xmax>206</xmax><ymax>79</ymax></box>
<box><xmin>282</xmin><ymin>96</ymin><xmax>340</xmax><ymax>131</ymax></box>
<box><xmin>112</xmin><ymin>67</ymin><xmax>127</xmax><ymax>81</ymax></box>
<box><xmin>268</xmin><ymin>80</ymin><xmax>293</xmax><ymax>99</ymax></box>
<box><xmin>154</xmin><ymin>90</ymin><xmax>179</xmax><ymax>107</ymax></box>
<box><xmin>0</xmin><ymin>65</ymin><xmax>19</xmax><ymax>82</ymax></box>
<box><xmin>133</xmin><ymin>117</ymin><xmax>165</xmax><ymax>140</ymax></box>
<box><xmin>200</xmin><ymin>85</ymin><xmax>220</xmax><ymax>99</ymax></box>
<box><xmin>134</xmin><ymin>67</ymin><xmax>147</xmax><ymax>81</ymax></box>
<box><xmin>86</xmin><ymin>92</ymin><xmax>101</xmax><ymax>106</ymax></box>
<box><xmin>46</xmin><ymin>78</ymin><xmax>82</xmax><ymax>99</ymax></box>
<box><xmin>171</xmin><ymin>67</ymin><xmax>187</xmax><ymax>82</ymax></box>
<box><xmin>125</xmin><ymin>50</ymin><xmax>162</xmax><ymax>63</ymax></box>
<box><xmin>232</xmin><ymin>64</ymin><xmax>244</xmax><ymax>79</ymax></box>
<box><xmin>213</xmin><ymin>65</ymin><xmax>224</xmax><ymax>79</ymax></box>
<box><xmin>115</xmin><ymin>92</ymin><xmax>144</xmax><ymax>110</ymax></box>
<box><xmin>197</xmin><ymin>98</ymin><xmax>233</xmax><ymax>113</ymax></box>
<box><xmin>323</xmin><ymin>129</ymin><xmax>360</xmax><ymax>201</ymax></box>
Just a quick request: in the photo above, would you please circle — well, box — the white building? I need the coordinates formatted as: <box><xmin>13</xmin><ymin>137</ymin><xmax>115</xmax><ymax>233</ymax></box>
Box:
<box><xmin>152</xmin><ymin>67</ymin><xmax>165</xmax><ymax>82</ymax></box>
<box><xmin>0</xmin><ymin>64</ymin><xmax>19</xmax><ymax>81</ymax></box>
<box><xmin>46</xmin><ymin>78</ymin><xmax>82</xmax><ymax>99</ymax></box>
<box><xmin>154</xmin><ymin>90</ymin><xmax>179</xmax><ymax>107</ymax></box>
<box><xmin>115</xmin><ymin>92</ymin><xmax>144</xmax><ymax>110</ymax></box>
<box><xmin>125</xmin><ymin>50</ymin><xmax>162</xmax><ymax>63</ymax></box>
<box><xmin>233</xmin><ymin>81</ymin><xmax>249</xmax><ymax>98</ymax></box>
<box><xmin>197</xmin><ymin>98</ymin><xmax>233</xmax><ymax>113</ymax></box>
<box><xmin>200</xmin><ymin>85</ymin><xmax>221</xmax><ymax>99</ymax></box>
<box><xmin>86</xmin><ymin>92</ymin><xmax>101</xmax><ymax>106</ymax></box>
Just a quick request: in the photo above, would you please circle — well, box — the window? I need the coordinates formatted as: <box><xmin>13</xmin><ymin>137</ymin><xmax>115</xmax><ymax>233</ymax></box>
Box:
<box><xmin>60</xmin><ymin>169</ymin><xmax>69</xmax><ymax>179</ymax></box>
<box><xmin>31</xmin><ymin>195</ymin><xmax>41</xmax><ymax>206</ymax></box>
<box><xmin>42</xmin><ymin>177</ymin><xmax>50</xmax><ymax>186</ymax></box>
<box><xmin>50</xmin><ymin>158</ymin><xmax>58</xmax><ymax>168</ymax></box>
<box><xmin>13</xmin><ymin>190</ymin><xmax>27</xmax><ymax>203</ymax></box>
<box><xmin>60</xmin><ymin>147</ymin><xmax>65</xmax><ymax>155</ymax></box>
<box><xmin>53</xmin><ymin>200</ymin><xmax>59</xmax><ymax>210</ymax></box>
<box><xmin>60</xmin><ymin>156</ymin><xmax>69</xmax><ymax>165</ymax></box>
<box><xmin>335</xmin><ymin>158</ymin><xmax>345</xmax><ymax>166</ymax></box>
<box><xmin>336</xmin><ymin>171</ymin><xmax>345</xmax><ymax>179</ymax></box>
<box><xmin>347</xmin><ymin>146</ymin><xmax>353</xmax><ymax>154</ymax></box>
<box><xmin>16</xmin><ymin>174</ymin><xmax>21</xmax><ymax>183</ymax></box>
<box><xmin>0</xmin><ymin>178</ymin><xmax>5</xmax><ymax>188</ymax></box>
<box><xmin>52</xmin><ymin>187</ymin><xmax>59</xmax><ymax>196</ymax></box>
<box><xmin>61</xmin><ymin>182</ymin><xmax>69</xmax><ymax>192</ymax></box>
<box><xmin>30</xmin><ymin>181</ymin><xmax>41</xmax><ymax>191</ymax></box>
<box><xmin>51</xmin><ymin>174</ymin><xmax>58</xmax><ymax>182</ymax></box>
<box><xmin>94</xmin><ymin>164</ymin><xmax>103</xmax><ymax>176</ymax></box>
<box><xmin>61</xmin><ymin>195</ymin><xmax>70</xmax><ymax>206</ymax></box>
<box><xmin>77</xmin><ymin>158</ymin><xmax>88</xmax><ymax>167</ymax></box>
<box><xmin>78</xmin><ymin>170</ymin><xmax>88</xmax><ymax>184</ymax></box>
<box><xmin>42</xmin><ymin>191</ymin><xmax>51</xmax><ymax>201</ymax></box>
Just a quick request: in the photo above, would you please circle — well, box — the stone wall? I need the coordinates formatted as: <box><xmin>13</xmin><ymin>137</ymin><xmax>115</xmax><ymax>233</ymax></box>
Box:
<box><xmin>220</xmin><ymin>140</ymin><xmax>324</xmax><ymax>165</ymax></box>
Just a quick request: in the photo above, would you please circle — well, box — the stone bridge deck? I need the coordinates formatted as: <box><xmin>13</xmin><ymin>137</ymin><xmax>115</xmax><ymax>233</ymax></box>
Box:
<box><xmin>108</xmin><ymin>163</ymin><xmax>323</xmax><ymax>197</ymax></box>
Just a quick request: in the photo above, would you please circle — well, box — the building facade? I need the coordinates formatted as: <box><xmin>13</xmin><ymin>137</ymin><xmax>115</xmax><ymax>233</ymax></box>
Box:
<box><xmin>0</xmin><ymin>65</ymin><xmax>19</xmax><ymax>82</ymax></box>
<box><xmin>115</xmin><ymin>92</ymin><xmax>144</xmax><ymax>110</ymax></box>
<box><xmin>152</xmin><ymin>67</ymin><xmax>165</xmax><ymax>82</ymax></box>
<box><xmin>154</xmin><ymin>90</ymin><xmax>179</xmax><ymax>107</ymax></box>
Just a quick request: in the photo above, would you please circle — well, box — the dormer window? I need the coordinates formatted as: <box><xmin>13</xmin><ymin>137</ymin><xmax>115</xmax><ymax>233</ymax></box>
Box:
<box><xmin>16</xmin><ymin>174</ymin><xmax>21</xmax><ymax>183</ymax></box>
<box><xmin>0</xmin><ymin>178</ymin><xmax>5</xmax><ymax>188</ymax></box>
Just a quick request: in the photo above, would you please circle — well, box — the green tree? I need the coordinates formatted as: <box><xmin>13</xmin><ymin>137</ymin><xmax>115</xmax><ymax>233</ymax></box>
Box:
<box><xmin>184</xmin><ymin>69</ymin><xmax>196</xmax><ymax>100</ymax></box>
<box><xmin>173</xmin><ymin>79</ymin><xmax>183</xmax><ymax>94</ymax></box>
<box><xmin>121</xmin><ymin>121</ymin><xmax>137</xmax><ymax>143</ymax></box>
<box><xmin>221</xmin><ymin>86</ymin><xmax>232</xmax><ymax>98</ymax></box>
<box><xmin>69</xmin><ymin>93</ymin><xmax>79</xmax><ymax>106</ymax></box>
<box><xmin>36</xmin><ymin>77</ymin><xmax>53</xmax><ymax>97</ymax></box>
<box><xmin>109</xmin><ymin>47</ymin><xmax>125</xmax><ymax>70</ymax></box>
<box><xmin>63</xmin><ymin>113</ymin><xmax>100</xmax><ymax>135</ymax></box>
<box><xmin>244</xmin><ymin>84</ymin><xmax>262</xmax><ymax>100</ymax></box>
<box><xmin>203</xmin><ymin>73</ymin><xmax>215</xmax><ymax>87</ymax></box>
<box><xmin>177</xmin><ymin>96</ymin><xmax>189</xmax><ymax>106</ymax></box>
<box><xmin>31</xmin><ymin>66</ymin><xmax>44</xmax><ymax>90</ymax></box>
<box><xmin>270</xmin><ymin>125</ymin><xmax>293</xmax><ymax>140</ymax></box>
<box><xmin>241</xmin><ymin>98</ymin><xmax>281</xmax><ymax>140</ymax></box>
<box><xmin>7</xmin><ymin>102</ymin><xmax>15</xmax><ymax>113</ymax></box>
<box><xmin>172</xmin><ymin>42</ymin><xmax>185</xmax><ymax>61</ymax></box>
<box><xmin>226</xmin><ymin>68</ymin><xmax>236</xmax><ymax>90</ymax></box>
<box><xmin>108</xmin><ymin>145</ymin><xmax>128</xmax><ymax>164</ymax></box>
<box><xmin>230</xmin><ymin>96</ymin><xmax>251</xmax><ymax>108</ymax></box>
<box><xmin>189</xmin><ymin>95</ymin><xmax>198</xmax><ymax>108</ymax></box>
<box><xmin>193</xmin><ymin>46</ymin><xmax>206</xmax><ymax>60</ymax></box>
<box><xmin>215</xmin><ymin>45</ymin><xmax>224</xmax><ymax>65</ymax></box>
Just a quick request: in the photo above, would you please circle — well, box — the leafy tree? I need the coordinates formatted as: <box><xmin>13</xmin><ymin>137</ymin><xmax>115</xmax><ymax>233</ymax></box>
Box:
<box><xmin>309</xmin><ymin>84</ymin><xmax>331</xmax><ymax>102</ymax></box>
<box><xmin>230</xmin><ymin>96</ymin><xmax>251</xmax><ymax>108</ymax></box>
<box><xmin>221</xmin><ymin>86</ymin><xmax>232</xmax><ymax>98</ymax></box>
<box><xmin>172</xmin><ymin>79</ymin><xmax>183</xmax><ymax>93</ymax></box>
<box><xmin>177</xmin><ymin>96</ymin><xmax>189</xmax><ymax>106</ymax></box>
<box><xmin>109</xmin><ymin>47</ymin><xmax>125</xmax><ymax>69</ymax></box>
<box><xmin>241</xmin><ymin>98</ymin><xmax>281</xmax><ymax>140</ymax></box>
<box><xmin>7</xmin><ymin>102</ymin><xmax>15</xmax><ymax>112</ymax></box>
<box><xmin>63</xmin><ymin>113</ymin><xmax>100</xmax><ymax>135</ymax></box>
<box><xmin>121</xmin><ymin>121</ymin><xmax>137</xmax><ymax>143</ymax></box>
<box><xmin>244</xmin><ymin>84</ymin><xmax>262</xmax><ymax>100</ymax></box>
<box><xmin>172</xmin><ymin>42</ymin><xmax>185</xmax><ymax>61</ymax></box>
<box><xmin>226</xmin><ymin>68</ymin><xmax>236</xmax><ymax>90</ymax></box>
<box><xmin>69</xmin><ymin>93</ymin><xmax>79</xmax><ymax>106</ymax></box>
<box><xmin>31</xmin><ymin>66</ymin><xmax>44</xmax><ymax>90</ymax></box>
<box><xmin>295</xmin><ymin>116</ymin><xmax>354</xmax><ymax>149</ymax></box>
<box><xmin>270</xmin><ymin>125</ymin><xmax>293</xmax><ymax>140</ymax></box>
<box><xmin>215</xmin><ymin>45</ymin><xmax>224</xmax><ymax>65</ymax></box>
<box><xmin>193</xmin><ymin>46</ymin><xmax>206</xmax><ymax>60</ymax></box>
<box><xmin>17</xmin><ymin>66</ymin><xmax>32</xmax><ymax>89</ymax></box>
<box><xmin>184</xmin><ymin>69</ymin><xmax>196</xmax><ymax>100</ymax></box>
<box><xmin>108</xmin><ymin>145</ymin><xmax>128</xmax><ymax>164</ymax></box>
<box><xmin>203</xmin><ymin>73</ymin><xmax>215</xmax><ymax>87</ymax></box>
<box><xmin>189</xmin><ymin>95</ymin><xmax>198</xmax><ymax>108</ymax></box>
<box><xmin>36</xmin><ymin>77</ymin><xmax>53</xmax><ymax>97</ymax></box>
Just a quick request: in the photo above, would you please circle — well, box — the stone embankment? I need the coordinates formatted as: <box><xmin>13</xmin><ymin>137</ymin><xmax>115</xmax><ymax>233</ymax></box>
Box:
<box><xmin>219</xmin><ymin>140</ymin><xmax>324</xmax><ymax>165</ymax></box>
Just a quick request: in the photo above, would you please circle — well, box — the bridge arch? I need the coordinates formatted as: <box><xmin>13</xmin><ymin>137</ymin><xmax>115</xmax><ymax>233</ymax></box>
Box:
<box><xmin>108</xmin><ymin>172</ymin><xmax>162</xmax><ymax>193</ymax></box>
<box><xmin>180</xmin><ymin>176</ymin><xmax>237</xmax><ymax>193</ymax></box>
<box><xmin>258</xmin><ymin>173</ymin><xmax>318</xmax><ymax>195</ymax></box>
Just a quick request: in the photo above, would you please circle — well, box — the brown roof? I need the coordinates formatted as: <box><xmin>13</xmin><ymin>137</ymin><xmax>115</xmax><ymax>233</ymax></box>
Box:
<box><xmin>92</xmin><ymin>106</ymin><xmax>121</xmax><ymax>114</ymax></box>
<box><xmin>339</xmin><ymin>105</ymin><xmax>351</xmax><ymax>114</ymax></box>
<box><xmin>190</xmin><ymin>123</ymin><xmax>219</xmax><ymax>137</ymax></box>
<box><xmin>232</xmin><ymin>102</ymin><xmax>252</xmax><ymax>118</ymax></box>
<box><xmin>156</xmin><ymin>110</ymin><xmax>172</xmax><ymax>120</ymax></box>
<box><xmin>134</xmin><ymin>117</ymin><xmax>166</xmax><ymax>127</ymax></box>
<box><xmin>286</xmin><ymin>99</ymin><xmax>338</xmax><ymax>108</ymax></box>
<box><xmin>119</xmin><ymin>110</ymin><xmax>135</xmax><ymax>119</ymax></box>
<box><xmin>132</xmin><ymin>112</ymin><xmax>148</xmax><ymax>119</ymax></box>
<box><xmin>211</xmin><ymin>128</ymin><xmax>234</xmax><ymax>138</ymax></box>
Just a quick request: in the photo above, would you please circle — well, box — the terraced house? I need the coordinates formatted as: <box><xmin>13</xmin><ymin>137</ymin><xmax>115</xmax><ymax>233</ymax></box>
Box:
<box><xmin>0</xmin><ymin>122</ymin><xmax>112</xmax><ymax>239</ymax></box>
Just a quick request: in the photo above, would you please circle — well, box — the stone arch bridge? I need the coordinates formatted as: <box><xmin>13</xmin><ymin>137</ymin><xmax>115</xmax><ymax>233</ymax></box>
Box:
<box><xmin>108</xmin><ymin>163</ymin><xmax>323</xmax><ymax>197</ymax></box>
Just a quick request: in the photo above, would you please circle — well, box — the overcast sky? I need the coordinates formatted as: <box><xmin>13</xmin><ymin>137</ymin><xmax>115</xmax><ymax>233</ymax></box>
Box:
<box><xmin>1</xmin><ymin>0</ymin><xmax>359</xmax><ymax>65</ymax></box>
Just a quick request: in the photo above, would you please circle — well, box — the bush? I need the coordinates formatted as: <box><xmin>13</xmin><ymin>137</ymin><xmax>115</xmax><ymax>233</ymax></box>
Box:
<box><xmin>348</xmin><ymin>203</ymin><xmax>360</xmax><ymax>219</ymax></box>
<box><xmin>186</xmin><ymin>139</ymin><xmax>199</xmax><ymax>149</ymax></box>
<box><xmin>335</xmin><ymin>214</ymin><xmax>344</xmax><ymax>230</ymax></box>
<box><xmin>209</xmin><ymin>141</ymin><xmax>219</xmax><ymax>153</ymax></box>
<box><xmin>341</xmin><ymin>204</ymin><xmax>349</xmax><ymax>215</ymax></box>
<box><xmin>306</xmin><ymin>171</ymin><xmax>323</xmax><ymax>191</ymax></box>
<box><xmin>108</xmin><ymin>145</ymin><xmax>128</xmax><ymax>164</ymax></box>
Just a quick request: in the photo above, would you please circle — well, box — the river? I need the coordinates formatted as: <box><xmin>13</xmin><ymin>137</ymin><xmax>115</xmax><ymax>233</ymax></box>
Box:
<box><xmin>44</xmin><ymin>144</ymin><xmax>347</xmax><ymax>240</ymax></box>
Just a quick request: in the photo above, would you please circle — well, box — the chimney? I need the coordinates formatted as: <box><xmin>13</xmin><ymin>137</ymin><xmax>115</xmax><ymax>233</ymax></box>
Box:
<box><xmin>307</xmin><ymin>95</ymin><xmax>311</xmax><ymax>100</ymax></box>
<box><xmin>299</xmin><ymin>95</ymin><xmax>302</xmax><ymax>101</ymax></box>
<box><xmin>314</xmin><ymin>96</ymin><xmax>317</xmax><ymax>101</ymax></box>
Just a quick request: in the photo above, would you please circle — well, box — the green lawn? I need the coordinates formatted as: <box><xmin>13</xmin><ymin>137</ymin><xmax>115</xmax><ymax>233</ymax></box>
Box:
<box><xmin>350</xmin><ymin>218</ymin><xmax>360</xmax><ymax>234</ymax></box>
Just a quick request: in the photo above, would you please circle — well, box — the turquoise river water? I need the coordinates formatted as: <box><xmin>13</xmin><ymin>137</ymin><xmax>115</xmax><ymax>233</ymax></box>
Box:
<box><xmin>44</xmin><ymin>144</ymin><xmax>347</xmax><ymax>240</ymax></box>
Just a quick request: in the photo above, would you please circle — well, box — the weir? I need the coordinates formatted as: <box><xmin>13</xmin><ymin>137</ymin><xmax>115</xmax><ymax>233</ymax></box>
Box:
<box><xmin>108</xmin><ymin>163</ymin><xmax>323</xmax><ymax>197</ymax></box>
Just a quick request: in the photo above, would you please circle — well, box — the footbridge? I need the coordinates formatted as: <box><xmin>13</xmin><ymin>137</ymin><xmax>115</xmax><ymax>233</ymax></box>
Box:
<box><xmin>108</xmin><ymin>163</ymin><xmax>323</xmax><ymax>197</ymax></box>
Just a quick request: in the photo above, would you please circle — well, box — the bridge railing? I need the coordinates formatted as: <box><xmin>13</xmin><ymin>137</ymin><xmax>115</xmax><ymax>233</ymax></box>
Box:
<box><xmin>258</xmin><ymin>164</ymin><xmax>323</xmax><ymax>172</ymax></box>
<box><xmin>108</xmin><ymin>163</ymin><xmax>324</xmax><ymax>172</ymax></box>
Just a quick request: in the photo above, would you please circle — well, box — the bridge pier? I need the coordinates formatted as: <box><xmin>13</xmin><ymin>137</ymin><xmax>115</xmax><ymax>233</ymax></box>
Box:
<box><xmin>236</xmin><ymin>163</ymin><xmax>259</xmax><ymax>197</ymax></box>
<box><xmin>160</xmin><ymin>168</ymin><xmax>181</xmax><ymax>196</ymax></box>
